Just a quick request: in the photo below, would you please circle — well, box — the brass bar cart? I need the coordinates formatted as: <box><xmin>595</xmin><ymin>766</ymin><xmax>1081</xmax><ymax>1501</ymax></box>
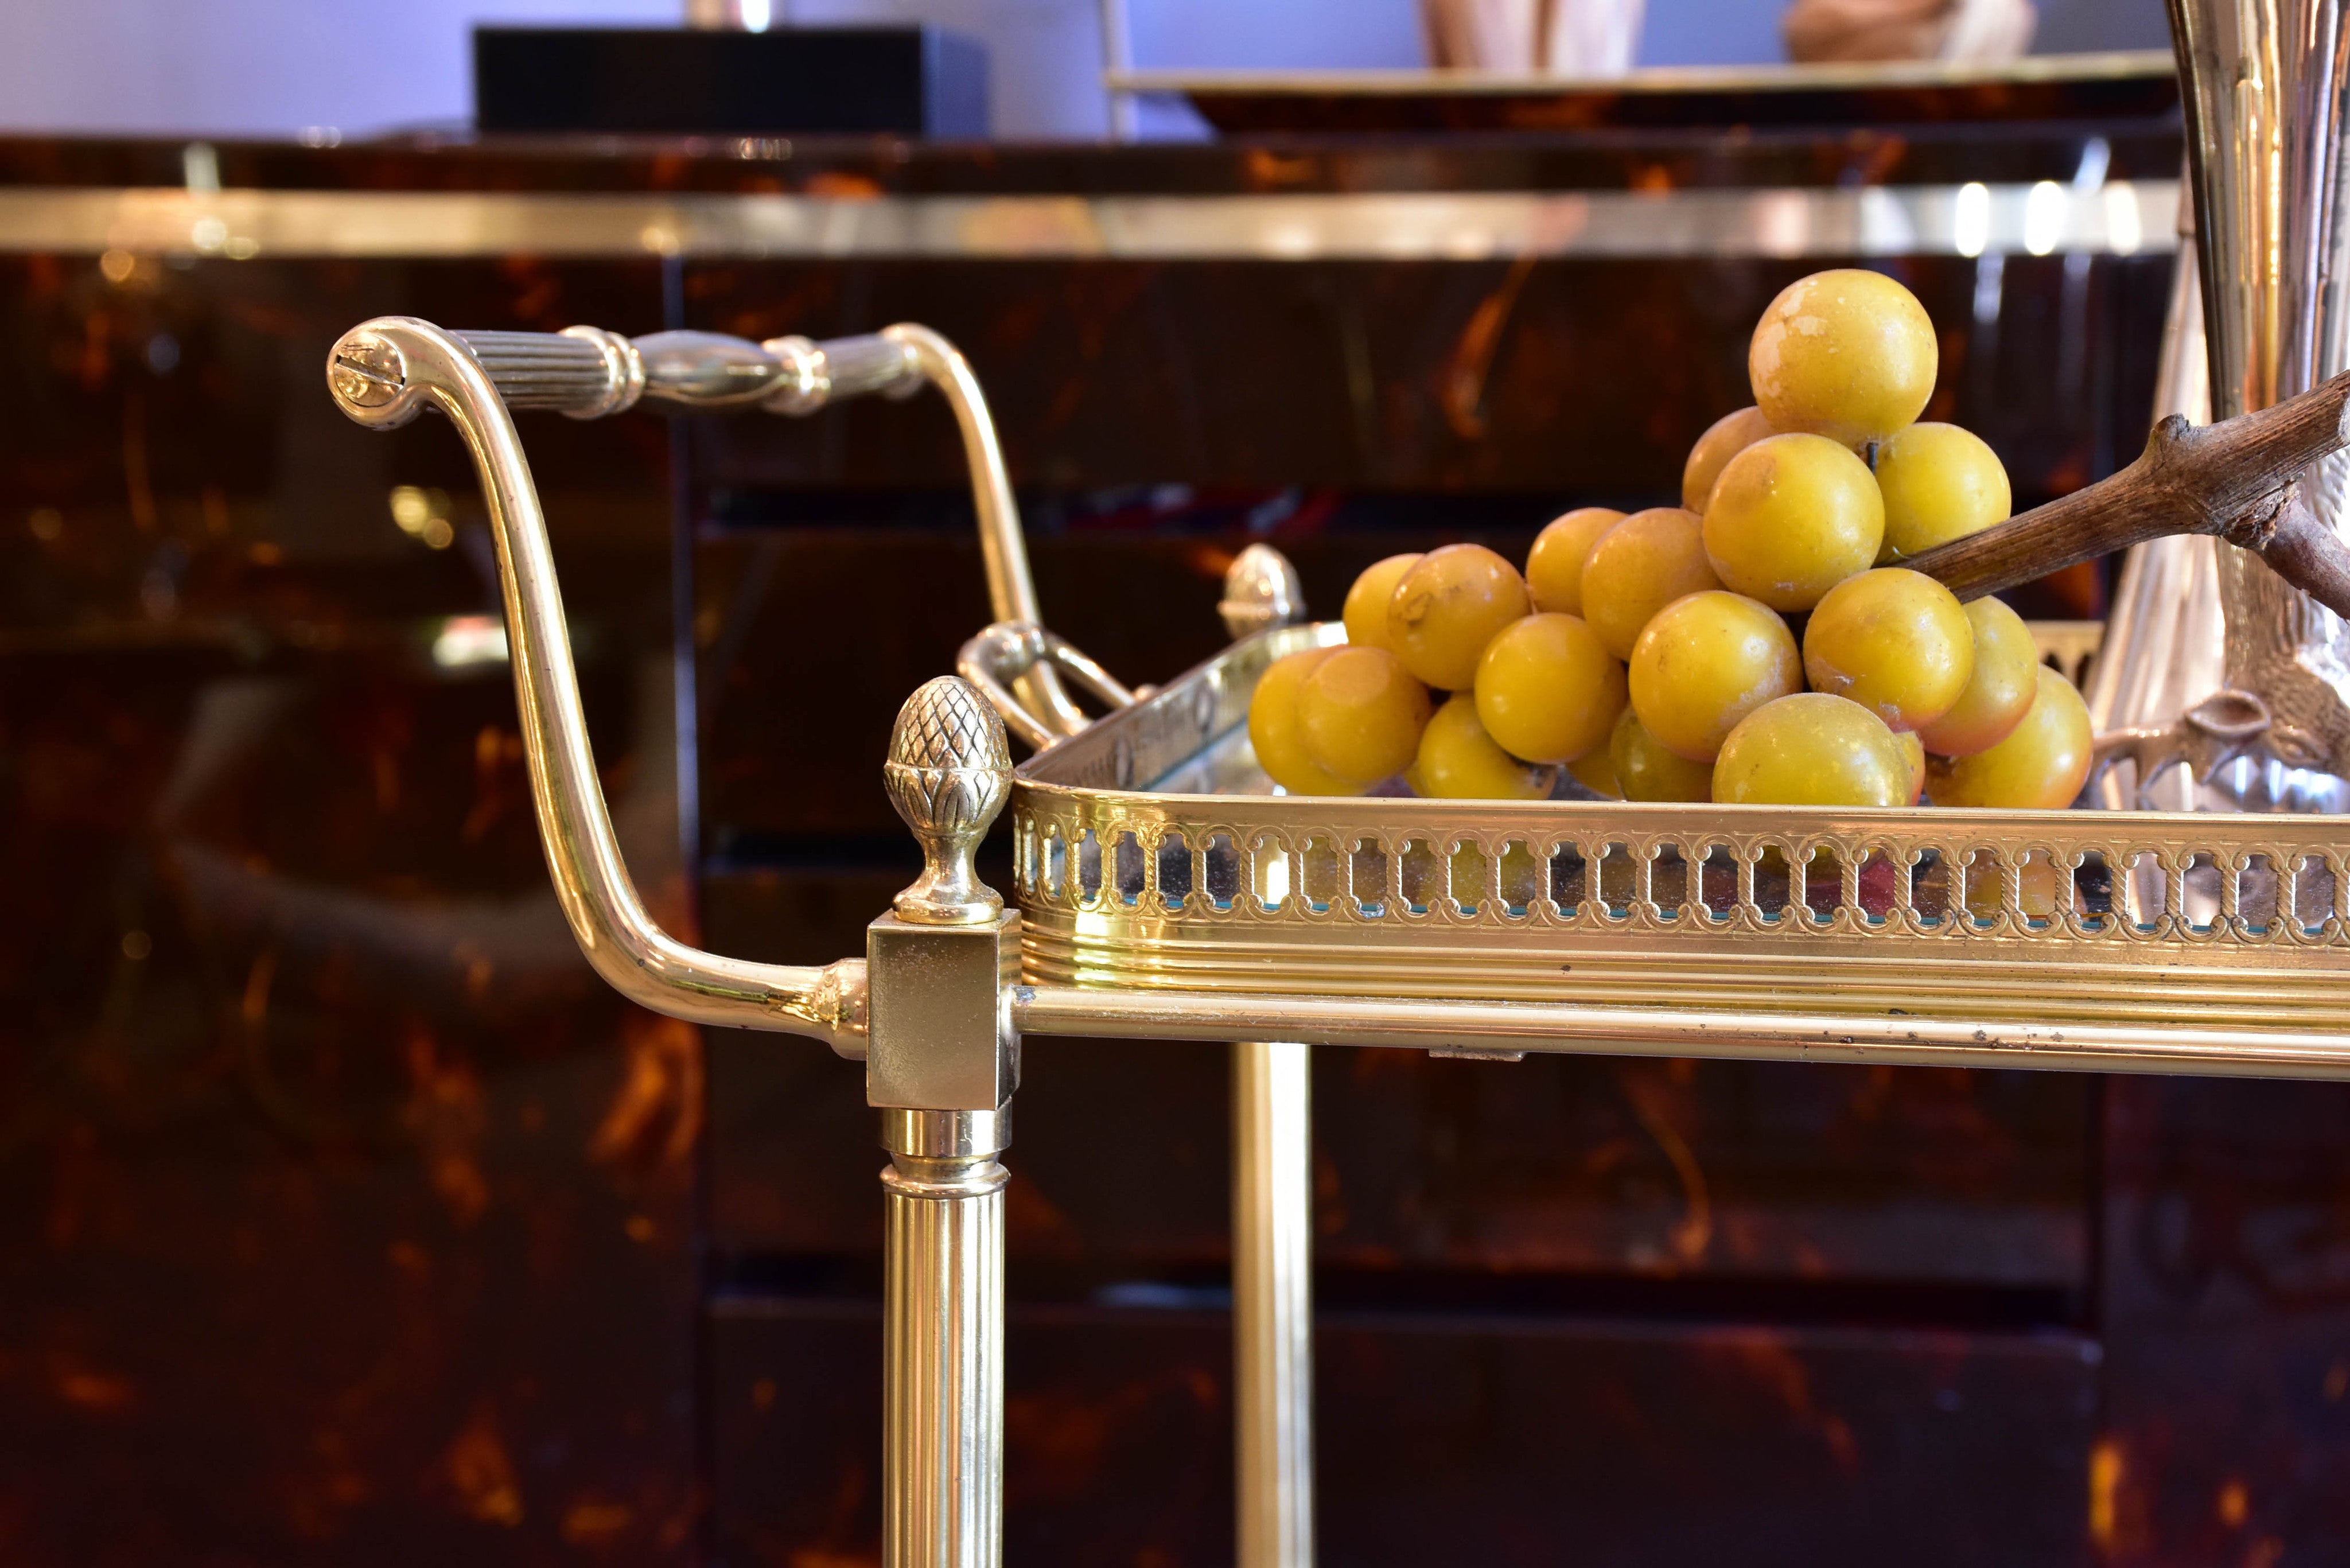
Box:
<box><xmin>327</xmin><ymin>306</ymin><xmax>2350</xmax><ymax>1568</ymax></box>
<box><xmin>317</xmin><ymin>6</ymin><xmax>2350</xmax><ymax>1543</ymax></box>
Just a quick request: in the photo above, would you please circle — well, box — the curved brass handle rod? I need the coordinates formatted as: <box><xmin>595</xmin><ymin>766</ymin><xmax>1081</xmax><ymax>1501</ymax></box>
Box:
<box><xmin>956</xmin><ymin>621</ymin><xmax>1137</xmax><ymax>752</ymax></box>
<box><xmin>884</xmin><ymin>325</ymin><xmax>1090</xmax><ymax>739</ymax></box>
<box><xmin>327</xmin><ymin>315</ymin><xmax>866</xmax><ymax>1051</ymax></box>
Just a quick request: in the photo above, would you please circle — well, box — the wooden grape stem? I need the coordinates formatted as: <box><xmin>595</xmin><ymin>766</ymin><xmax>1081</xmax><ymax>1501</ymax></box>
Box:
<box><xmin>1903</xmin><ymin>366</ymin><xmax>2350</xmax><ymax>620</ymax></box>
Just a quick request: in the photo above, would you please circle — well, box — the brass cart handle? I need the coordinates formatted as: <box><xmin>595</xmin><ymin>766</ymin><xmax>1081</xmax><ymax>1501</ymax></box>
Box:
<box><xmin>325</xmin><ymin>314</ymin><xmax>877</xmax><ymax>1049</ymax></box>
<box><xmin>958</xmin><ymin>621</ymin><xmax>1138</xmax><ymax>751</ymax></box>
<box><xmin>330</xmin><ymin>316</ymin><xmax>1089</xmax><ymax>741</ymax></box>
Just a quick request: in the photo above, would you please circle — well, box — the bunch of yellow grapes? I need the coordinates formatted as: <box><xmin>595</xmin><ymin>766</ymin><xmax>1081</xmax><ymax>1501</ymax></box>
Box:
<box><xmin>1248</xmin><ymin>267</ymin><xmax>2095</xmax><ymax>810</ymax></box>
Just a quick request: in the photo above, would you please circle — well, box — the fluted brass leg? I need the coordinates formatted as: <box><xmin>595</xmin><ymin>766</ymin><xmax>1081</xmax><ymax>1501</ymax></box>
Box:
<box><xmin>882</xmin><ymin>1107</ymin><xmax>1008</xmax><ymax>1568</ymax></box>
<box><xmin>1234</xmin><ymin>1040</ymin><xmax>1316</xmax><ymax>1568</ymax></box>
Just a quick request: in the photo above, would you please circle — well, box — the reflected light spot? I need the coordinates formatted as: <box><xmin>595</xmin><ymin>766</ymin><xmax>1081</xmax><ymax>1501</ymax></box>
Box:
<box><xmin>1953</xmin><ymin>182</ymin><xmax>1990</xmax><ymax>258</ymax></box>
<box><xmin>390</xmin><ymin>485</ymin><xmax>456</xmax><ymax>550</ymax></box>
<box><xmin>388</xmin><ymin>486</ymin><xmax>426</xmax><ymax>530</ymax></box>
<box><xmin>1971</xmin><ymin>252</ymin><xmax>2005</xmax><ymax>326</ymax></box>
<box><xmin>2104</xmin><ymin>183</ymin><xmax>2143</xmax><ymax>254</ymax></box>
<box><xmin>2073</xmin><ymin>134</ymin><xmax>2111</xmax><ymax>191</ymax></box>
<box><xmin>1263</xmin><ymin>224</ymin><xmax>1316</xmax><ymax>258</ymax></box>
<box><xmin>433</xmin><ymin>616</ymin><xmax>510</xmax><ymax>670</ymax></box>
<box><xmin>1754</xmin><ymin>190</ymin><xmax>1808</xmax><ymax>257</ymax></box>
<box><xmin>2089</xmin><ymin>1437</ymin><xmax>2123</xmax><ymax>1551</ymax></box>
<box><xmin>1262</xmin><ymin>852</ymin><xmax>1291</xmax><ymax>909</ymax></box>
<box><xmin>2024</xmin><ymin>180</ymin><xmax>2065</xmax><ymax>256</ymax></box>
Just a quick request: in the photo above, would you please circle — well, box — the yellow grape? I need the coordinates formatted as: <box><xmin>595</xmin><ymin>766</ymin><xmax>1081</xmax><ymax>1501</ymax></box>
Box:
<box><xmin>1526</xmin><ymin>508</ymin><xmax>1623</xmax><ymax>616</ymax></box>
<box><xmin>1927</xmin><ymin>665</ymin><xmax>2092</xmax><ymax>808</ymax></box>
<box><xmin>1916</xmin><ymin>596</ymin><xmax>2040</xmax><ymax>757</ymax></box>
<box><xmin>1682</xmin><ymin>405</ymin><xmax>1776</xmax><ymax>512</ymax></box>
<box><xmin>1390</xmin><ymin>543</ymin><xmax>1531</xmax><ymax>690</ymax></box>
<box><xmin>1473</xmin><ymin>613</ymin><xmax>1627</xmax><ymax>764</ymax></box>
<box><xmin>1875</xmin><ymin>423</ymin><xmax>2011</xmax><ymax>561</ymax></box>
<box><xmin>1608</xmin><ymin>706</ymin><xmax>1713</xmax><ymax>802</ymax></box>
<box><xmin>1414</xmin><ymin>694</ymin><xmax>1557</xmax><ymax>800</ymax></box>
<box><xmin>1703</xmin><ymin>433</ymin><xmax>1885</xmax><ymax>611</ymax></box>
<box><xmin>1342</xmin><ymin>553</ymin><xmax>1422</xmax><ymax>652</ymax></box>
<box><xmin>1748</xmin><ymin>268</ymin><xmax>1937</xmax><ymax>448</ymax></box>
<box><xmin>1566</xmin><ymin>747</ymin><xmax>1623</xmax><ymax>799</ymax></box>
<box><xmin>1627</xmin><ymin>590</ymin><xmax>1803</xmax><ymax>762</ymax></box>
<box><xmin>1894</xmin><ymin>729</ymin><xmax>1926</xmax><ymax>804</ymax></box>
<box><xmin>1800</xmin><ymin>567</ymin><xmax>1974</xmax><ymax>732</ymax></box>
<box><xmin>1248</xmin><ymin>648</ymin><xmax>1365</xmax><ymax>796</ymax></box>
<box><xmin>1713</xmin><ymin>692</ymin><xmax>1911</xmax><ymax>808</ymax></box>
<box><xmin>1297</xmin><ymin>646</ymin><xmax>1433</xmax><ymax>785</ymax></box>
<box><xmin>1579</xmin><ymin>507</ymin><xmax>1722</xmax><ymax>660</ymax></box>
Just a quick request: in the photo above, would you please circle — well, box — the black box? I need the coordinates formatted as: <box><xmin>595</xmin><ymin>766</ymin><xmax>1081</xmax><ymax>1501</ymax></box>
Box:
<box><xmin>473</xmin><ymin>26</ymin><xmax>988</xmax><ymax>138</ymax></box>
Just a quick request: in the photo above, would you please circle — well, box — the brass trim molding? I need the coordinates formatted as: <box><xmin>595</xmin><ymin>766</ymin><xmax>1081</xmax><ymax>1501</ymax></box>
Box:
<box><xmin>0</xmin><ymin>180</ymin><xmax>2179</xmax><ymax>261</ymax></box>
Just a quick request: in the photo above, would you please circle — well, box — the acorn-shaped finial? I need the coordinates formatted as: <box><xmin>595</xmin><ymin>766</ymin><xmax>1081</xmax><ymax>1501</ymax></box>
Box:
<box><xmin>884</xmin><ymin>676</ymin><xmax>1013</xmax><ymax>924</ymax></box>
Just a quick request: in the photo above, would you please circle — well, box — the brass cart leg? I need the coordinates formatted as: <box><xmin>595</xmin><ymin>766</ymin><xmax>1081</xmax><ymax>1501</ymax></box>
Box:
<box><xmin>1216</xmin><ymin>545</ymin><xmax>1318</xmax><ymax>1568</ymax></box>
<box><xmin>867</xmin><ymin>676</ymin><xmax>1022</xmax><ymax>1568</ymax></box>
<box><xmin>884</xmin><ymin>1107</ymin><xmax>1009</xmax><ymax>1568</ymax></box>
<box><xmin>1234</xmin><ymin>1040</ymin><xmax>1315</xmax><ymax>1568</ymax></box>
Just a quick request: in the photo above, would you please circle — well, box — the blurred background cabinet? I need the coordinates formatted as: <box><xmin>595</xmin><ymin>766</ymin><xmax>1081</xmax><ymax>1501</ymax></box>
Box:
<box><xmin>6</xmin><ymin>76</ymin><xmax>2348</xmax><ymax>1565</ymax></box>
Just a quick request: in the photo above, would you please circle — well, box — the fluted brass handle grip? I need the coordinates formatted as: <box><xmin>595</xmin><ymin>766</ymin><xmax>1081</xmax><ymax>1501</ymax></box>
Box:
<box><xmin>429</xmin><ymin>325</ymin><xmax>924</xmax><ymax>419</ymax></box>
<box><xmin>449</xmin><ymin>328</ymin><xmax>641</xmax><ymax>417</ymax></box>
